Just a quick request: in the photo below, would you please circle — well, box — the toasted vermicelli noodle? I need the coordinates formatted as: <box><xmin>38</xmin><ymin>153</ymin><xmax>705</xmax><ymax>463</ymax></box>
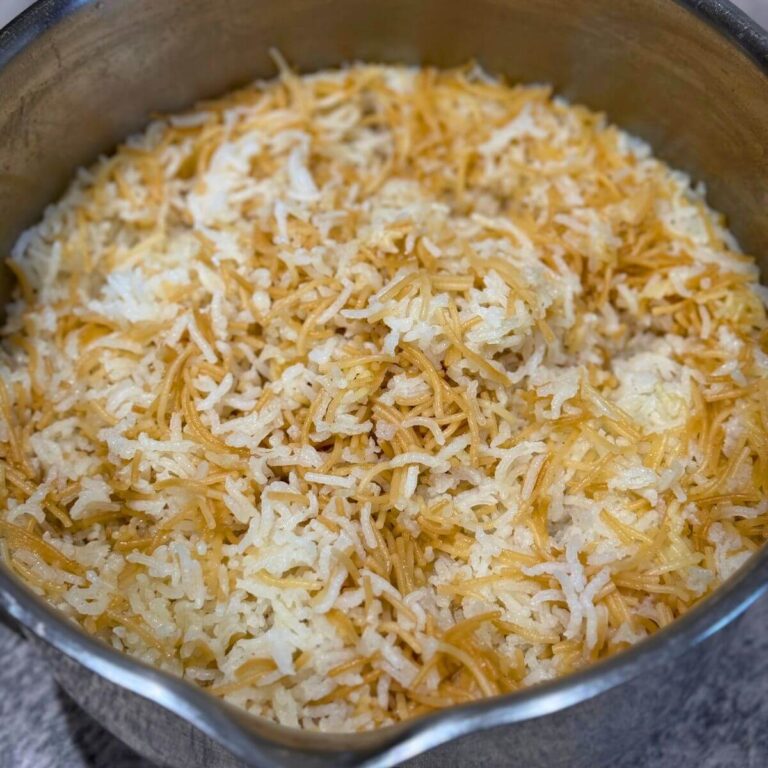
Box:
<box><xmin>1</xmin><ymin>63</ymin><xmax>767</xmax><ymax>731</ymax></box>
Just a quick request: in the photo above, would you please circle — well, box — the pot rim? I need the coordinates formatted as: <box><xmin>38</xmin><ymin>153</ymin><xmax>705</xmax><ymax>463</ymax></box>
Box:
<box><xmin>1</xmin><ymin>1</ymin><xmax>768</xmax><ymax>766</ymax></box>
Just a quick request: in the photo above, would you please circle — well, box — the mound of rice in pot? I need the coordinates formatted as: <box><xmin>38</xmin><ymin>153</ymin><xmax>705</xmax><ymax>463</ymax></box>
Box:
<box><xmin>1</xmin><ymin>63</ymin><xmax>767</xmax><ymax>731</ymax></box>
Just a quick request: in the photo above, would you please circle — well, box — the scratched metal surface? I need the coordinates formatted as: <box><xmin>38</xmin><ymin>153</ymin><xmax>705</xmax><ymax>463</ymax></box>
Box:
<box><xmin>1</xmin><ymin>1</ymin><xmax>767</xmax><ymax>767</ymax></box>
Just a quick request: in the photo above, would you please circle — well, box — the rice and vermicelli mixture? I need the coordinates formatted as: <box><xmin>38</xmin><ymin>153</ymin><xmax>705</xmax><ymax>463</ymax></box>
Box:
<box><xmin>1</xmin><ymin>63</ymin><xmax>767</xmax><ymax>731</ymax></box>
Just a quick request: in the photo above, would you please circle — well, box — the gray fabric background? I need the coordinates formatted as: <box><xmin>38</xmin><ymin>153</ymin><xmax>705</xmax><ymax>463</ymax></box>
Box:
<box><xmin>1</xmin><ymin>1</ymin><xmax>767</xmax><ymax>767</ymax></box>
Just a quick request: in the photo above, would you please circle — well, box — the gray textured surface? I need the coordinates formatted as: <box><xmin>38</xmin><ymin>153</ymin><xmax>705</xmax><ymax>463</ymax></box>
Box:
<box><xmin>1</xmin><ymin>1</ymin><xmax>768</xmax><ymax>767</ymax></box>
<box><xmin>733</xmin><ymin>0</ymin><xmax>768</xmax><ymax>27</ymax></box>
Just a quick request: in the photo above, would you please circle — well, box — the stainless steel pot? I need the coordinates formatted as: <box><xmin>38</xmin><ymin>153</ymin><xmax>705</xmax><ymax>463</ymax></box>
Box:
<box><xmin>1</xmin><ymin>1</ymin><xmax>768</xmax><ymax>766</ymax></box>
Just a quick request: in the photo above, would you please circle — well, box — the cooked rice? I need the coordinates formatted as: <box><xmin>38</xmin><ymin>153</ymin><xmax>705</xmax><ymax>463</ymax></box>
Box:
<box><xmin>1</xmin><ymin>63</ymin><xmax>767</xmax><ymax>731</ymax></box>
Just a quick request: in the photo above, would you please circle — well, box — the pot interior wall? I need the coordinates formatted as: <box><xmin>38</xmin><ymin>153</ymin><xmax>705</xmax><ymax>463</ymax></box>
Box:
<box><xmin>1</xmin><ymin>0</ymin><xmax>768</xmax><ymax>765</ymax></box>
